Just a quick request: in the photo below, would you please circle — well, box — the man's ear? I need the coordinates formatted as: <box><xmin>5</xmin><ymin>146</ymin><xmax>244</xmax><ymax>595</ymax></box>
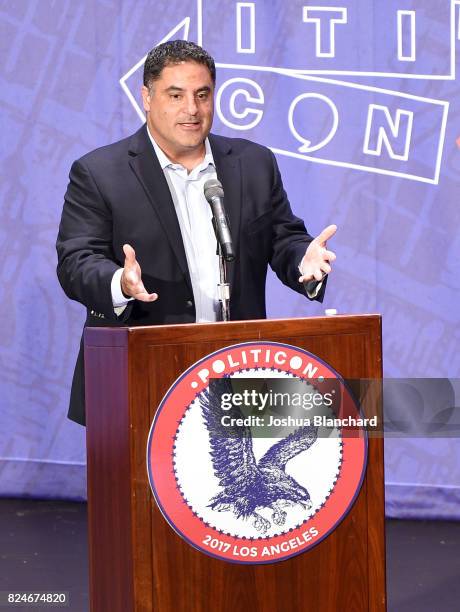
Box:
<box><xmin>141</xmin><ymin>85</ymin><xmax>151</xmax><ymax>112</ymax></box>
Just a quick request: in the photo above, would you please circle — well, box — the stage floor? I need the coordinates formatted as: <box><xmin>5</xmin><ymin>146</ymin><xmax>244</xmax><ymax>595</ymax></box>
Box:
<box><xmin>0</xmin><ymin>498</ymin><xmax>459</xmax><ymax>611</ymax></box>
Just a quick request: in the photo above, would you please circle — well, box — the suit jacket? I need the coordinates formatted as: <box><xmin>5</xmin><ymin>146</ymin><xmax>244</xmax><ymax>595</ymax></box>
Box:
<box><xmin>57</xmin><ymin>125</ymin><xmax>325</xmax><ymax>425</ymax></box>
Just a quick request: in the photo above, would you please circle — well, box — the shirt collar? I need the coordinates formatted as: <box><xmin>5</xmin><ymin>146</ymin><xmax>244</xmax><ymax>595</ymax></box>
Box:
<box><xmin>146</xmin><ymin>124</ymin><xmax>214</xmax><ymax>172</ymax></box>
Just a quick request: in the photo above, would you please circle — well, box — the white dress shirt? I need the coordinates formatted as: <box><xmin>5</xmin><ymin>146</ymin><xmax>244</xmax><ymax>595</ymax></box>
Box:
<box><xmin>111</xmin><ymin>129</ymin><xmax>220</xmax><ymax>321</ymax></box>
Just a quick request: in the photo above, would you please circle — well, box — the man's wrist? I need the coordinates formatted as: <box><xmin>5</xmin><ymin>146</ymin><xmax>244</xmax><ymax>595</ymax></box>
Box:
<box><xmin>120</xmin><ymin>272</ymin><xmax>131</xmax><ymax>300</ymax></box>
<box><xmin>111</xmin><ymin>268</ymin><xmax>134</xmax><ymax>307</ymax></box>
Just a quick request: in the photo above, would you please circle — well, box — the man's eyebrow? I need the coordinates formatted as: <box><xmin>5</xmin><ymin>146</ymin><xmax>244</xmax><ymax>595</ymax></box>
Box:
<box><xmin>164</xmin><ymin>85</ymin><xmax>212</xmax><ymax>94</ymax></box>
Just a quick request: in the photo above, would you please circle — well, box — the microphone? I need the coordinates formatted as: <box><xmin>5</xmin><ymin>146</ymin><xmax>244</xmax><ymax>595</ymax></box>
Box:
<box><xmin>204</xmin><ymin>179</ymin><xmax>235</xmax><ymax>262</ymax></box>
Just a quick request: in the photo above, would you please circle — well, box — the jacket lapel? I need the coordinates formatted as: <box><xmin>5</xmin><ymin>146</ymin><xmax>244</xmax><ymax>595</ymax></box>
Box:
<box><xmin>209</xmin><ymin>134</ymin><xmax>242</xmax><ymax>293</ymax></box>
<box><xmin>127</xmin><ymin>126</ymin><xmax>192</xmax><ymax>293</ymax></box>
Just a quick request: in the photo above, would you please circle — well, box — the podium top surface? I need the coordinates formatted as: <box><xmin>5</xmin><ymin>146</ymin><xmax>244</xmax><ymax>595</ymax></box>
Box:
<box><xmin>84</xmin><ymin>314</ymin><xmax>381</xmax><ymax>348</ymax></box>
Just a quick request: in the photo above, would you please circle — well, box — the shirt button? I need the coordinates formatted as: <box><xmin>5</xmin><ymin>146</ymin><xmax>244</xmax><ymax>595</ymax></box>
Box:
<box><xmin>186</xmin><ymin>300</ymin><xmax>193</xmax><ymax>308</ymax></box>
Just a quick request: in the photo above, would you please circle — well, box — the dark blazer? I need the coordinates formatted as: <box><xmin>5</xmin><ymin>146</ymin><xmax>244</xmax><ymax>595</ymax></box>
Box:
<box><xmin>57</xmin><ymin>125</ymin><xmax>324</xmax><ymax>425</ymax></box>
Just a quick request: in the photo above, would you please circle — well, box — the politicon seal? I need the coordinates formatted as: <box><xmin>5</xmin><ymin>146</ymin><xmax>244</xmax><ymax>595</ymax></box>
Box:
<box><xmin>147</xmin><ymin>342</ymin><xmax>367</xmax><ymax>564</ymax></box>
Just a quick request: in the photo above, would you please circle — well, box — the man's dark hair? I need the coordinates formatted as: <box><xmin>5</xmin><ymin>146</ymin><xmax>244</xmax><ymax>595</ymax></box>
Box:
<box><xmin>143</xmin><ymin>40</ymin><xmax>216</xmax><ymax>87</ymax></box>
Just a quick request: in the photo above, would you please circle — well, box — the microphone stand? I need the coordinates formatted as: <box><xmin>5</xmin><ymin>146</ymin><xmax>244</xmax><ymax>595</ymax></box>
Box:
<box><xmin>212</xmin><ymin>216</ymin><xmax>231</xmax><ymax>322</ymax></box>
<box><xmin>217</xmin><ymin>241</ymin><xmax>230</xmax><ymax>322</ymax></box>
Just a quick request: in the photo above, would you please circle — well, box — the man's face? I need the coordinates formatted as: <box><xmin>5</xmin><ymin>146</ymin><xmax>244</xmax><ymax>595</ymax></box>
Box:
<box><xmin>141</xmin><ymin>60</ymin><xmax>214</xmax><ymax>160</ymax></box>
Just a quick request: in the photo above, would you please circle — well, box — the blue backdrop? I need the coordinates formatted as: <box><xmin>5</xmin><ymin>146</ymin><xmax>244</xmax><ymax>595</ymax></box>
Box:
<box><xmin>1</xmin><ymin>0</ymin><xmax>459</xmax><ymax>518</ymax></box>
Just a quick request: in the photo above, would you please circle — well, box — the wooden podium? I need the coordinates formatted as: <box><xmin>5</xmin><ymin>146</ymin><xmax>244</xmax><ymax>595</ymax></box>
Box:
<box><xmin>84</xmin><ymin>315</ymin><xmax>385</xmax><ymax>612</ymax></box>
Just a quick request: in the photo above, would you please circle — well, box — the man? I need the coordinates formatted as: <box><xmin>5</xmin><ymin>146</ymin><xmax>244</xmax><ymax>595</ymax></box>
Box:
<box><xmin>56</xmin><ymin>40</ymin><xmax>336</xmax><ymax>426</ymax></box>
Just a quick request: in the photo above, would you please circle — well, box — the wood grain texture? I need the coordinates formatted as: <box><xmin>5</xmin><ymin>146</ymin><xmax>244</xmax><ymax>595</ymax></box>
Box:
<box><xmin>85</xmin><ymin>331</ymin><xmax>134</xmax><ymax>612</ymax></box>
<box><xmin>84</xmin><ymin>315</ymin><xmax>386</xmax><ymax>612</ymax></box>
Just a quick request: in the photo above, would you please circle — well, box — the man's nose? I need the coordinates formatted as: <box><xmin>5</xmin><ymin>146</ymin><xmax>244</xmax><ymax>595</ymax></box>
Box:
<box><xmin>184</xmin><ymin>95</ymin><xmax>198</xmax><ymax>115</ymax></box>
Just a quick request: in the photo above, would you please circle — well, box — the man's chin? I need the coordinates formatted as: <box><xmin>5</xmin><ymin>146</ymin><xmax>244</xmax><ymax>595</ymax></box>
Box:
<box><xmin>177</xmin><ymin>136</ymin><xmax>207</xmax><ymax>150</ymax></box>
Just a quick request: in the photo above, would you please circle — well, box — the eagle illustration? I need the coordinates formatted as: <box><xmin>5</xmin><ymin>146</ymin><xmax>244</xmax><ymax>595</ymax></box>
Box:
<box><xmin>199</xmin><ymin>379</ymin><xmax>318</xmax><ymax>533</ymax></box>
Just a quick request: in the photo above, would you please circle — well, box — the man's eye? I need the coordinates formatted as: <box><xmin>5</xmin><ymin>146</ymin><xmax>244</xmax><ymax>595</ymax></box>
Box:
<box><xmin>171</xmin><ymin>94</ymin><xmax>181</xmax><ymax>100</ymax></box>
<box><xmin>197</xmin><ymin>92</ymin><xmax>208</xmax><ymax>100</ymax></box>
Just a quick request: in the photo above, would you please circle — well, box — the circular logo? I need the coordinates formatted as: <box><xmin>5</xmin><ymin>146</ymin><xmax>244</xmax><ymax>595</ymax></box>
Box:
<box><xmin>147</xmin><ymin>342</ymin><xmax>367</xmax><ymax>564</ymax></box>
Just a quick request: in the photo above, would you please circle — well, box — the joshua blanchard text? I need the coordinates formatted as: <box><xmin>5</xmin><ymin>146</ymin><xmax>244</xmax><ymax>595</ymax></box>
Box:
<box><xmin>221</xmin><ymin>415</ymin><xmax>378</xmax><ymax>428</ymax></box>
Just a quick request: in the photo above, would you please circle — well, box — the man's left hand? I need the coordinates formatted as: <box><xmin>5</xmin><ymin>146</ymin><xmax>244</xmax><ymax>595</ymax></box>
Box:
<box><xmin>298</xmin><ymin>224</ymin><xmax>337</xmax><ymax>283</ymax></box>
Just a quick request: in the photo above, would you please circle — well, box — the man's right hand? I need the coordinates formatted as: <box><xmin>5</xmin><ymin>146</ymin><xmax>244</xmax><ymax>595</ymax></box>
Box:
<box><xmin>121</xmin><ymin>244</ymin><xmax>158</xmax><ymax>302</ymax></box>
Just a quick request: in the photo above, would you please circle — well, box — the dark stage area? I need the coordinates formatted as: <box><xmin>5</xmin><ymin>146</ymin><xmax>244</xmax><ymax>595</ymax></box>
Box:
<box><xmin>0</xmin><ymin>498</ymin><xmax>459</xmax><ymax>611</ymax></box>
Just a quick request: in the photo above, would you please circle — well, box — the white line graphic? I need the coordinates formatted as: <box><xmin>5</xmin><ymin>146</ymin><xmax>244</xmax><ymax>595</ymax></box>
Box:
<box><xmin>302</xmin><ymin>6</ymin><xmax>347</xmax><ymax>58</ymax></box>
<box><xmin>237</xmin><ymin>3</ymin><xmax>256</xmax><ymax>53</ymax></box>
<box><xmin>363</xmin><ymin>105</ymin><xmax>414</xmax><ymax>161</ymax></box>
<box><xmin>216</xmin><ymin>77</ymin><xmax>264</xmax><ymax>130</ymax></box>
<box><xmin>457</xmin><ymin>0</ymin><xmax>460</xmax><ymax>40</ymax></box>
<box><xmin>397</xmin><ymin>10</ymin><xmax>416</xmax><ymax>62</ymax></box>
<box><xmin>288</xmin><ymin>93</ymin><xmax>339</xmax><ymax>152</ymax></box>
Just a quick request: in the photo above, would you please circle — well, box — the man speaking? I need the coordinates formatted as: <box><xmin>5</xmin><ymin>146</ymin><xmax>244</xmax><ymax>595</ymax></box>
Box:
<box><xmin>56</xmin><ymin>40</ymin><xmax>337</xmax><ymax>426</ymax></box>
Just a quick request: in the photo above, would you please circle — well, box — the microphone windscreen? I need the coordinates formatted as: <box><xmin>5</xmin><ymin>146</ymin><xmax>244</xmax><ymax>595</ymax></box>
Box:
<box><xmin>204</xmin><ymin>178</ymin><xmax>224</xmax><ymax>201</ymax></box>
